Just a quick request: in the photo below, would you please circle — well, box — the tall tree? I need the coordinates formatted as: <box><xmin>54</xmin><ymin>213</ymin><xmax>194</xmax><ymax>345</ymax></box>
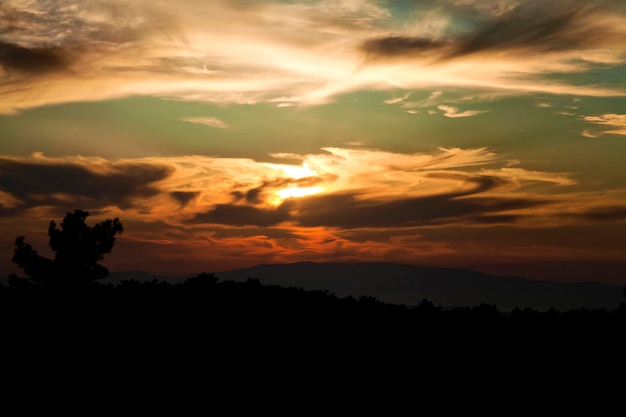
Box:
<box><xmin>11</xmin><ymin>209</ymin><xmax>123</xmax><ymax>288</ymax></box>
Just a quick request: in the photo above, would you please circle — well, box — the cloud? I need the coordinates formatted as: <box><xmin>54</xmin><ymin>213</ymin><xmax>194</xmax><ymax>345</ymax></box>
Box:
<box><xmin>180</xmin><ymin>117</ymin><xmax>229</xmax><ymax>128</ymax></box>
<box><xmin>360</xmin><ymin>2</ymin><xmax>624</xmax><ymax>60</ymax></box>
<box><xmin>0</xmin><ymin>0</ymin><xmax>625</xmax><ymax>113</ymax></box>
<box><xmin>170</xmin><ymin>191</ymin><xmax>199</xmax><ymax>206</ymax></box>
<box><xmin>581</xmin><ymin>114</ymin><xmax>626</xmax><ymax>137</ymax></box>
<box><xmin>0</xmin><ymin>145</ymin><xmax>618</xmax><ymax>236</ymax></box>
<box><xmin>401</xmin><ymin>91</ymin><xmax>443</xmax><ymax>109</ymax></box>
<box><xmin>192</xmin><ymin>202</ymin><xmax>293</xmax><ymax>227</ymax></box>
<box><xmin>289</xmin><ymin>189</ymin><xmax>548</xmax><ymax>229</ymax></box>
<box><xmin>3</xmin><ymin>145</ymin><xmax>626</xmax><ymax>276</ymax></box>
<box><xmin>437</xmin><ymin>105</ymin><xmax>486</xmax><ymax>118</ymax></box>
<box><xmin>384</xmin><ymin>92</ymin><xmax>411</xmax><ymax>104</ymax></box>
<box><xmin>0</xmin><ymin>154</ymin><xmax>172</xmax><ymax>212</ymax></box>
<box><xmin>361</xmin><ymin>36</ymin><xmax>444</xmax><ymax>60</ymax></box>
<box><xmin>192</xmin><ymin>174</ymin><xmax>549</xmax><ymax>229</ymax></box>
<box><xmin>0</xmin><ymin>42</ymin><xmax>68</xmax><ymax>74</ymax></box>
<box><xmin>569</xmin><ymin>206</ymin><xmax>626</xmax><ymax>222</ymax></box>
<box><xmin>479</xmin><ymin>168</ymin><xmax>575</xmax><ymax>187</ymax></box>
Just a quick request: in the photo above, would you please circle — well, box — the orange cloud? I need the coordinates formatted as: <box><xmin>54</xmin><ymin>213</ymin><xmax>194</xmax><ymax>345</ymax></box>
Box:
<box><xmin>582</xmin><ymin>114</ymin><xmax>626</xmax><ymax>138</ymax></box>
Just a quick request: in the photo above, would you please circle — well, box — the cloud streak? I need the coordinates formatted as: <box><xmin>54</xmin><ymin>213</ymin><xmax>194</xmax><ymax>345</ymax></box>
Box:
<box><xmin>581</xmin><ymin>114</ymin><xmax>626</xmax><ymax>138</ymax></box>
<box><xmin>437</xmin><ymin>105</ymin><xmax>486</xmax><ymax>118</ymax></box>
<box><xmin>180</xmin><ymin>117</ymin><xmax>228</xmax><ymax>128</ymax></box>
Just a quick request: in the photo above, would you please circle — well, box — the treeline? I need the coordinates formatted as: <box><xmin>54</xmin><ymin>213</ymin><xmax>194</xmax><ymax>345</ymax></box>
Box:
<box><xmin>2</xmin><ymin>272</ymin><xmax>626</xmax><ymax>372</ymax></box>
<box><xmin>3</xmin><ymin>272</ymin><xmax>625</xmax><ymax>331</ymax></box>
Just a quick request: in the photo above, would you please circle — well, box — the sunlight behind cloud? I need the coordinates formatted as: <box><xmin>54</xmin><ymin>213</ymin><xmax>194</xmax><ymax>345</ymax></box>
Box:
<box><xmin>269</xmin><ymin>162</ymin><xmax>321</xmax><ymax>180</ymax></box>
<box><xmin>276</xmin><ymin>186</ymin><xmax>325</xmax><ymax>201</ymax></box>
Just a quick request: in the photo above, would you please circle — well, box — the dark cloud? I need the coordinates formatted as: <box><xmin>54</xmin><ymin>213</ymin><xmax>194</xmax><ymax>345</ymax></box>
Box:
<box><xmin>360</xmin><ymin>36</ymin><xmax>444</xmax><ymax>59</ymax></box>
<box><xmin>568</xmin><ymin>206</ymin><xmax>626</xmax><ymax>222</ymax></box>
<box><xmin>191</xmin><ymin>189</ymin><xmax>547</xmax><ymax>229</ymax></box>
<box><xmin>210</xmin><ymin>227</ymin><xmax>303</xmax><ymax>240</ymax></box>
<box><xmin>361</xmin><ymin>2</ymin><xmax>613</xmax><ymax>61</ymax></box>
<box><xmin>291</xmin><ymin>192</ymin><xmax>543</xmax><ymax>228</ymax></box>
<box><xmin>0</xmin><ymin>2</ymin><xmax>170</xmax><ymax>80</ymax></box>
<box><xmin>335</xmin><ymin>228</ymin><xmax>424</xmax><ymax>244</ymax></box>
<box><xmin>231</xmin><ymin>184</ymin><xmax>269</xmax><ymax>204</ymax></box>
<box><xmin>0</xmin><ymin>42</ymin><xmax>67</xmax><ymax>74</ymax></box>
<box><xmin>423</xmin><ymin>172</ymin><xmax>512</xmax><ymax>194</ymax></box>
<box><xmin>171</xmin><ymin>191</ymin><xmax>199</xmax><ymax>206</ymax></box>
<box><xmin>245</xmin><ymin>186</ymin><xmax>264</xmax><ymax>204</ymax></box>
<box><xmin>190</xmin><ymin>170</ymin><xmax>547</xmax><ymax>229</ymax></box>
<box><xmin>0</xmin><ymin>158</ymin><xmax>172</xmax><ymax>210</ymax></box>
<box><xmin>192</xmin><ymin>202</ymin><xmax>294</xmax><ymax>227</ymax></box>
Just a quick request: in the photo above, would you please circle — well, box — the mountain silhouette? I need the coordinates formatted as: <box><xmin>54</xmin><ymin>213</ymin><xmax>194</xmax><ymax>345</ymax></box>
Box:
<box><xmin>6</xmin><ymin>261</ymin><xmax>621</xmax><ymax>311</ymax></box>
<box><xmin>212</xmin><ymin>261</ymin><xmax>624</xmax><ymax>311</ymax></box>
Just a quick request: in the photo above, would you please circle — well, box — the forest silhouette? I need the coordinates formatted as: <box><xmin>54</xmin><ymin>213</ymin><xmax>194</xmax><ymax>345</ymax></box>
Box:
<box><xmin>3</xmin><ymin>209</ymin><xmax>625</xmax><ymax>365</ymax></box>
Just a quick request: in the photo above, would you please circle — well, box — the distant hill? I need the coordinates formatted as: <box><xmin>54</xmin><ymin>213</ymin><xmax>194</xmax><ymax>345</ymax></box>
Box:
<box><xmin>212</xmin><ymin>261</ymin><xmax>626</xmax><ymax>312</ymax></box>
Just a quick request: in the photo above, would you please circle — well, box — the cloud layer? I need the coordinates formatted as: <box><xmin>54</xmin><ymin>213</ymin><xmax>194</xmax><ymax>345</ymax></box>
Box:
<box><xmin>3</xmin><ymin>146</ymin><xmax>626</xmax><ymax>276</ymax></box>
<box><xmin>1</xmin><ymin>0</ymin><xmax>625</xmax><ymax>113</ymax></box>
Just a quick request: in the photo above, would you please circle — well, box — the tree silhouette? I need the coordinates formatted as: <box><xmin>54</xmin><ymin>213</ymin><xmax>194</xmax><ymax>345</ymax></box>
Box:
<box><xmin>11</xmin><ymin>209</ymin><xmax>123</xmax><ymax>288</ymax></box>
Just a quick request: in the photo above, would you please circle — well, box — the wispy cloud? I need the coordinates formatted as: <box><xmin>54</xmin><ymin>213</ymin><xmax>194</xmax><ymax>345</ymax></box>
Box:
<box><xmin>0</xmin><ymin>0</ymin><xmax>625</xmax><ymax>113</ymax></box>
<box><xmin>401</xmin><ymin>91</ymin><xmax>443</xmax><ymax>109</ymax></box>
<box><xmin>384</xmin><ymin>92</ymin><xmax>411</xmax><ymax>104</ymax></box>
<box><xmin>180</xmin><ymin>117</ymin><xmax>228</xmax><ymax>128</ymax></box>
<box><xmin>581</xmin><ymin>114</ymin><xmax>626</xmax><ymax>137</ymax></box>
<box><xmin>438</xmin><ymin>105</ymin><xmax>486</xmax><ymax>118</ymax></box>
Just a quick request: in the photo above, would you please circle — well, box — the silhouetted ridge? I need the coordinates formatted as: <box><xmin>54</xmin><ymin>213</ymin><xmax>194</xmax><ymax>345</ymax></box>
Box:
<box><xmin>214</xmin><ymin>261</ymin><xmax>624</xmax><ymax>311</ymax></box>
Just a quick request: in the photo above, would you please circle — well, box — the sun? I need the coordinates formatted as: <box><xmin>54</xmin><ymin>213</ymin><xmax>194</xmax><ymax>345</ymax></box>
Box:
<box><xmin>268</xmin><ymin>186</ymin><xmax>325</xmax><ymax>205</ymax></box>
<box><xmin>274</xmin><ymin>162</ymin><xmax>319</xmax><ymax>179</ymax></box>
<box><xmin>264</xmin><ymin>161</ymin><xmax>328</xmax><ymax>204</ymax></box>
<box><xmin>277</xmin><ymin>186</ymin><xmax>324</xmax><ymax>199</ymax></box>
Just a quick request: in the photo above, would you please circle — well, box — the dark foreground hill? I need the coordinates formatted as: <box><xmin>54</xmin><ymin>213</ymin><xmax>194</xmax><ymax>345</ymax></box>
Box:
<box><xmin>2</xmin><ymin>271</ymin><xmax>625</xmax><ymax>379</ymax></box>
<box><xmin>213</xmin><ymin>261</ymin><xmax>625</xmax><ymax>312</ymax></box>
<box><xmin>2</xmin><ymin>273</ymin><xmax>623</xmax><ymax>402</ymax></box>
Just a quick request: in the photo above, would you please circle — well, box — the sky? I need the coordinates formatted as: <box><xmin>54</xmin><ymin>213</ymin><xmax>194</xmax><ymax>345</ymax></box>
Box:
<box><xmin>1</xmin><ymin>0</ymin><xmax>626</xmax><ymax>284</ymax></box>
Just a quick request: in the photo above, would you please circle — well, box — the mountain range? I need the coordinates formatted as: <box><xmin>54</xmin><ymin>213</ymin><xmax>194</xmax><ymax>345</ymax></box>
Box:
<box><xmin>5</xmin><ymin>262</ymin><xmax>625</xmax><ymax>311</ymax></box>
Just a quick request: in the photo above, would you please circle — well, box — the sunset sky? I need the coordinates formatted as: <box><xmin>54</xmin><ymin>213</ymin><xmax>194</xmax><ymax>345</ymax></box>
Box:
<box><xmin>2</xmin><ymin>0</ymin><xmax>626</xmax><ymax>284</ymax></box>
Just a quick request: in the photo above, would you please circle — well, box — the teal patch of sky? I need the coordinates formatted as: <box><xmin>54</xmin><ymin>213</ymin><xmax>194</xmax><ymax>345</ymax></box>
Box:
<box><xmin>0</xmin><ymin>94</ymin><xmax>426</xmax><ymax>161</ymax></box>
<box><xmin>553</xmin><ymin>95</ymin><xmax>626</xmax><ymax>190</ymax></box>
<box><xmin>541</xmin><ymin>62</ymin><xmax>626</xmax><ymax>90</ymax></box>
<box><xmin>2</xmin><ymin>90</ymin><xmax>624</xmax><ymax>188</ymax></box>
<box><xmin>370</xmin><ymin>89</ymin><xmax>626</xmax><ymax>189</ymax></box>
<box><xmin>486</xmin><ymin>94</ymin><xmax>626</xmax><ymax>190</ymax></box>
<box><xmin>384</xmin><ymin>0</ymin><xmax>484</xmax><ymax>35</ymax></box>
<box><xmin>0</xmin><ymin>97</ymin><xmax>222</xmax><ymax>158</ymax></box>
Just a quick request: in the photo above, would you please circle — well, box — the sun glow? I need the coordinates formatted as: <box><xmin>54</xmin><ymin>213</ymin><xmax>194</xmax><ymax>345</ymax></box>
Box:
<box><xmin>269</xmin><ymin>162</ymin><xmax>319</xmax><ymax>179</ymax></box>
<box><xmin>276</xmin><ymin>186</ymin><xmax>325</xmax><ymax>200</ymax></box>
